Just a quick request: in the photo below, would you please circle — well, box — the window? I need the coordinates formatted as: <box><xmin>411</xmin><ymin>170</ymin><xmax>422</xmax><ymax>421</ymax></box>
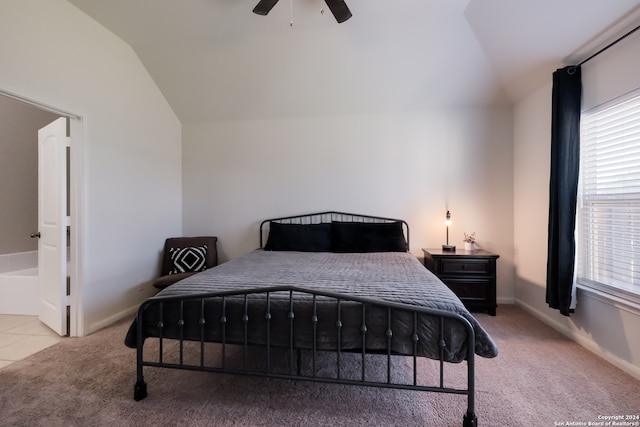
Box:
<box><xmin>577</xmin><ymin>91</ymin><xmax>640</xmax><ymax>303</ymax></box>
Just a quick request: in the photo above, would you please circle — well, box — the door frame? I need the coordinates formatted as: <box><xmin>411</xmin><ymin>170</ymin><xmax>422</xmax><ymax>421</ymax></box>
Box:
<box><xmin>1</xmin><ymin>88</ymin><xmax>84</xmax><ymax>337</ymax></box>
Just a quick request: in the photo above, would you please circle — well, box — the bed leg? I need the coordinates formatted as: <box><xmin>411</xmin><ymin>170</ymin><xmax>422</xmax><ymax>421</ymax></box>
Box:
<box><xmin>463</xmin><ymin>411</ymin><xmax>477</xmax><ymax>427</ymax></box>
<box><xmin>134</xmin><ymin>380</ymin><xmax>148</xmax><ymax>401</ymax></box>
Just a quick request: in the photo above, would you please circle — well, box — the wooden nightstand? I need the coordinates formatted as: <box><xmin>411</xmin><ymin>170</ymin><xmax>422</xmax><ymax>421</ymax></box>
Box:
<box><xmin>422</xmin><ymin>248</ymin><xmax>499</xmax><ymax>316</ymax></box>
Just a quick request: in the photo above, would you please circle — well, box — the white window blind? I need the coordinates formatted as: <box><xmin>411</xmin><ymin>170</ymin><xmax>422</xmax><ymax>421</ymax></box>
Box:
<box><xmin>578</xmin><ymin>92</ymin><xmax>640</xmax><ymax>300</ymax></box>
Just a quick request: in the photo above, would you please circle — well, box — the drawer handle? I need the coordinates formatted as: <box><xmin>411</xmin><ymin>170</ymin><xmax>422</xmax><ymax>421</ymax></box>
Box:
<box><xmin>461</xmin><ymin>264</ymin><xmax>466</xmax><ymax>270</ymax></box>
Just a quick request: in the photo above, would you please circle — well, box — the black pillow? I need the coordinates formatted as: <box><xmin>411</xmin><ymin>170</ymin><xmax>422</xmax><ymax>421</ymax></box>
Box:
<box><xmin>264</xmin><ymin>222</ymin><xmax>332</xmax><ymax>252</ymax></box>
<box><xmin>332</xmin><ymin>221</ymin><xmax>407</xmax><ymax>253</ymax></box>
<box><xmin>168</xmin><ymin>245</ymin><xmax>208</xmax><ymax>274</ymax></box>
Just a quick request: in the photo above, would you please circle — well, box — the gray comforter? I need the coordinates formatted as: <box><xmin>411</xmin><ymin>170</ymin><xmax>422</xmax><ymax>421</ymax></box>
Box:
<box><xmin>126</xmin><ymin>250</ymin><xmax>498</xmax><ymax>362</ymax></box>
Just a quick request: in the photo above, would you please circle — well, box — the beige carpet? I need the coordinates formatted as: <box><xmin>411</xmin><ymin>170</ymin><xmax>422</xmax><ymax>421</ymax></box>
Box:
<box><xmin>0</xmin><ymin>305</ymin><xmax>638</xmax><ymax>427</ymax></box>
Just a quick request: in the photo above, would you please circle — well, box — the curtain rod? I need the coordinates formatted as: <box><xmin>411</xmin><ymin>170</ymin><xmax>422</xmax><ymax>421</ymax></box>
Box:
<box><xmin>577</xmin><ymin>23</ymin><xmax>640</xmax><ymax>66</ymax></box>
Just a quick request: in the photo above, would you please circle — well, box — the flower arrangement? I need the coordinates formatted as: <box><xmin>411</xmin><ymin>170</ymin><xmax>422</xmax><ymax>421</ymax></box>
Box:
<box><xmin>463</xmin><ymin>232</ymin><xmax>476</xmax><ymax>244</ymax></box>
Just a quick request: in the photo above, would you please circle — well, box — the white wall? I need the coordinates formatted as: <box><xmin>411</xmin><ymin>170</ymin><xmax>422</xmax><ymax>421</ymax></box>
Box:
<box><xmin>581</xmin><ymin>29</ymin><xmax>640</xmax><ymax>110</ymax></box>
<box><xmin>513</xmin><ymin>30</ymin><xmax>640</xmax><ymax>378</ymax></box>
<box><xmin>182</xmin><ymin>108</ymin><xmax>516</xmax><ymax>303</ymax></box>
<box><xmin>0</xmin><ymin>0</ymin><xmax>182</xmax><ymax>334</ymax></box>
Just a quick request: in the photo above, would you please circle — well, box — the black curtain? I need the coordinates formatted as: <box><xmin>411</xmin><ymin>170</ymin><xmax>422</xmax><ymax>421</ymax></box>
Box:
<box><xmin>546</xmin><ymin>65</ymin><xmax>582</xmax><ymax>316</ymax></box>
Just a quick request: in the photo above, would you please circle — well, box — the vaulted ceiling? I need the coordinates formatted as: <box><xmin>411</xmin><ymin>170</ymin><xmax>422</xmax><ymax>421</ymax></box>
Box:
<box><xmin>68</xmin><ymin>0</ymin><xmax>640</xmax><ymax>122</ymax></box>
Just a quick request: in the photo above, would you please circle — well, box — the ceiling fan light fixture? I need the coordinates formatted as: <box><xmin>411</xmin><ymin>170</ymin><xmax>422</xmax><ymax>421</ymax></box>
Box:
<box><xmin>253</xmin><ymin>0</ymin><xmax>280</xmax><ymax>16</ymax></box>
<box><xmin>253</xmin><ymin>0</ymin><xmax>352</xmax><ymax>23</ymax></box>
<box><xmin>324</xmin><ymin>0</ymin><xmax>352</xmax><ymax>23</ymax></box>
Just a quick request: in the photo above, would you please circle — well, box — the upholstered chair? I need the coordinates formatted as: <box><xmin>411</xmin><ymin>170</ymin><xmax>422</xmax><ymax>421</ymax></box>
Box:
<box><xmin>153</xmin><ymin>236</ymin><xmax>218</xmax><ymax>290</ymax></box>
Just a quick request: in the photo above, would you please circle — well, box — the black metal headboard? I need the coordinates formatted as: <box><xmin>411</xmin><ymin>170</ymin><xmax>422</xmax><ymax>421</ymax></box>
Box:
<box><xmin>259</xmin><ymin>211</ymin><xmax>409</xmax><ymax>250</ymax></box>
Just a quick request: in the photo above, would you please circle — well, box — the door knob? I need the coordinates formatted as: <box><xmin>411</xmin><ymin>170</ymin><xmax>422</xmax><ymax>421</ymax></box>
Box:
<box><xmin>30</xmin><ymin>232</ymin><xmax>41</xmax><ymax>238</ymax></box>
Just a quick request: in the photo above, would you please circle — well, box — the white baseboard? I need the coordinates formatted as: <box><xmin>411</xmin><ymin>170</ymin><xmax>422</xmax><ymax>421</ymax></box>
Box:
<box><xmin>86</xmin><ymin>305</ymin><xmax>139</xmax><ymax>336</ymax></box>
<box><xmin>516</xmin><ymin>299</ymin><xmax>640</xmax><ymax>381</ymax></box>
<box><xmin>497</xmin><ymin>296</ymin><xmax>516</xmax><ymax>305</ymax></box>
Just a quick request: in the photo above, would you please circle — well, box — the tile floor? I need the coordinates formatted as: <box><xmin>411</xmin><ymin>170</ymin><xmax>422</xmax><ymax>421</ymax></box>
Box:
<box><xmin>0</xmin><ymin>315</ymin><xmax>63</xmax><ymax>369</ymax></box>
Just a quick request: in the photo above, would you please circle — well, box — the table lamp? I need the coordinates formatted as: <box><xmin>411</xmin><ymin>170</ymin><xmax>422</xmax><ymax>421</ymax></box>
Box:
<box><xmin>442</xmin><ymin>210</ymin><xmax>456</xmax><ymax>252</ymax></box>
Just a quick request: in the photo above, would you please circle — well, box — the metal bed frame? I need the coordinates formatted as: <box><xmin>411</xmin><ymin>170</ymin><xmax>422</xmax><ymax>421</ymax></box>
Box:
<box><xmin>132</xmin><ymin>212</ymin><xmax>479</xmax><ymax>427</ymax></box>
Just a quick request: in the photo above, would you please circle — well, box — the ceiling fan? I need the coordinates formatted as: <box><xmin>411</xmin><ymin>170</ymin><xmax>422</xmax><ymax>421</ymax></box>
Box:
<box><xmin>253</xmin><ymin>0</ymin><xmax>352</xmax><ymax>24</ymax></box>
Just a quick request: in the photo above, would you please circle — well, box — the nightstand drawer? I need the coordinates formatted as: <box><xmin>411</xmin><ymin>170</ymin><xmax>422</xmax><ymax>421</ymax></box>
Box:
<box><xmin>422</xmin><ymin>248</ymin><xmax>499</xmax><ymax>316</ymax></box>
<box><xmin>440</xmin><ymin>259</ymin><xmax>491</xmax><ymax>275</ymax></box>
<box><xmin>443</xmin><ymin>279</ymin><xmax>489</xmax><ymax>299</ymax></box>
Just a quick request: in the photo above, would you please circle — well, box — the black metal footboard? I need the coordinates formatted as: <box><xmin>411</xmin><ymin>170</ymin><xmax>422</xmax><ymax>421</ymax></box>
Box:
<box><xmin>133</xmin><ymin>286</ymin><xmax>478</xmax><ymax>427</ymax></box>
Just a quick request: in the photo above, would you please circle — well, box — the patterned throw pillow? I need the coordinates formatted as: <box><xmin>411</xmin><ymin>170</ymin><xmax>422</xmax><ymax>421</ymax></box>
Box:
<box><xmin>168</xmin><ymin>245</ymin><xmax>208</xmax><ymax>274</ymax></box>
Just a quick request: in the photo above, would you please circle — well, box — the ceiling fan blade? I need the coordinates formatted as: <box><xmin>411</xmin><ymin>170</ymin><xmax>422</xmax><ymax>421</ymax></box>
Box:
<box><xmin>253</xmin><ymin>0</ymin><xmax>280</xmax><ymax>16</ymax></box>
<box><xmin>324</xmin><ymin>0</ymin><xmax>352</xmax><ymax>23</ymax></box>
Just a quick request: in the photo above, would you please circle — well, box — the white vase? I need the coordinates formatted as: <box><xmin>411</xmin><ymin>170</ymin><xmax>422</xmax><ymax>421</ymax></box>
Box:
<box><xmin>464</xmin><ymin>242</ymin><xmax>476</xmax><ymax>251</ymax></box>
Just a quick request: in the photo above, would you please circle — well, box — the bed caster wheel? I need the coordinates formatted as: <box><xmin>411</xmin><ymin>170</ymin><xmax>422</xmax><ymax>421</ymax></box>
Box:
<box><xmin>134</xmin><ymin>380</ymin><xmax>148</xmax><ymax>401</ymax></box>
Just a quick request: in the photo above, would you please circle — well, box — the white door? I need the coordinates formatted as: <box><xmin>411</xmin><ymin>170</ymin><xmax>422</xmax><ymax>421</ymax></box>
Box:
<box><xmin>37</xmin><ymin>117</ymin><xmax>68</xmax><ymax>336</ymax></box>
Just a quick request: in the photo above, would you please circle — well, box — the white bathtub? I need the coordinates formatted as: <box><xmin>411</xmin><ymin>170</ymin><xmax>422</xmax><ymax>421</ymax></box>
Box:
<box><xmin>4</xmin><ymin>267</ymin><xmax>38</xmax><ymax>277</ymax></box>
<box><xmin>0</xmin><ymin>252</ymin><xmax>40</xmax><ymax>315</ymax></box>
